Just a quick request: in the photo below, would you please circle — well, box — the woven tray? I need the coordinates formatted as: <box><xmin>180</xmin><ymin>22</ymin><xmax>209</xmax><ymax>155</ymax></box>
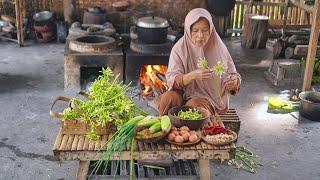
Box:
<box><xmin>165</xmin><ymin>132</ymin><xmax>201</xmax><ymax>146</ymax></box>
<box><xmin>201</xmin><ymin>130</ymin><xmax>237</xmax><ymax>146</ymax></box>
<box><xmin>134</xmin><ymin>123</ymin><xmax>171</xmax><ymax>143</ymax></box>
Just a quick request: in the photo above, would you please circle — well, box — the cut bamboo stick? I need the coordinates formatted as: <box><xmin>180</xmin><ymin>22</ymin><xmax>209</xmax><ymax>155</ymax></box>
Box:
<box><xmin>66</xmin><ymin>135</ymin><xmax>74</xmax><ymax>151</ymax></box>
<box><xmin>60</xmin><ymin>135</ymin><xmax>69</xmax><ymax>150</ymax></box>
<box><xmin>77</xmin><ymin>135</ymin><xmax>85</xmax><ymax>150</ymax></box>
<box><xmin>71</xmin><ymin>135</ymin><xmax>79</xmax><ymax>151</ymax></box>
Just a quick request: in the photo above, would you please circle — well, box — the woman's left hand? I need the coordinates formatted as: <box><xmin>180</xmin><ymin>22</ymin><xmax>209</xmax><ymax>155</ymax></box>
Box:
<box><xmin>225</xmin><ymin>76</ymin><xmax>239</xmax><ymax>92</ymax></box>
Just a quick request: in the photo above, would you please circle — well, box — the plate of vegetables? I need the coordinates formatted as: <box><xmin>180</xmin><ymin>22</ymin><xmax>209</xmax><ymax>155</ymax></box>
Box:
<box><xmin>134</xmin><ymin>115</ymin><xmax>171</xmax><ymax>143</ymax></box>
<box><xmin>201</xmin><ymin>125</ymin><xmax>237</xmax><ymax>145</ymax></box>
<box><xmin>166</xmin><ymin>126</ymin><xmax>201</xmax><ymax>146</ymax></box>
<box><xmin>168</xmin><ymin>106</ymin><xmax>210</xmax><ymax>130</ymax></box>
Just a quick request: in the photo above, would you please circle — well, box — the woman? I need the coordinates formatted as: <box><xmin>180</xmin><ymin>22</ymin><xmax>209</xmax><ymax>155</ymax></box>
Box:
<box><xmin>158</xmin><ymin>8</ymin><xmax>241</xmax><ymax>116</ymax></box>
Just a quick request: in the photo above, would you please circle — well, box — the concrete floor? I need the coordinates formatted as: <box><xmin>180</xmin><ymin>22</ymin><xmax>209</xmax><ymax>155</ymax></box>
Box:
<box><xmin>0</xmin><ymin>38</ymin><xmax>319</xmax><ymax>180</ymax></box>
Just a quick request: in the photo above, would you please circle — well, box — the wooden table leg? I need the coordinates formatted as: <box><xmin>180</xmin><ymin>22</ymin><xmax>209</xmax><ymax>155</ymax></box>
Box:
<box><xmin>76</xmin><ymin>161</ymin><xmax>90</xmax><ymax>180</ymax></box>
<box><xmin>198</xmin><ymin>159</ymin><xmax>211</xmax><ymax>180</ymax></box>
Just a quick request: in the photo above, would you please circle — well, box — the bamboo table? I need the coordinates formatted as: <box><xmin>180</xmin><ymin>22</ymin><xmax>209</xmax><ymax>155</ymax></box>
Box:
<box><xmin>53</xmin><ymin>111</ymin><xmax>239</xmax><ymax>180</ymax></box>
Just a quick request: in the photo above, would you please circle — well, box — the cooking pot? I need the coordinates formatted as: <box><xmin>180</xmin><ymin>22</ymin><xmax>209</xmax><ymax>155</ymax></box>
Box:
<box><xmin>299</xmin><ymin>91</ymin><xmax>320</xmax><ymax>121</ymax></box>
<box><xmin>33</xmin><ymin>11</ymin><xmax>54</xmax><ymax>26</ymax></box>
<box><xmin>205</xmin><ymin>0</ymin><xmax>236</xmax><ymax>16</ymax></box>
<box><xmin>136</xmin><ymin>16</ymin><xmax>169</xmax><ymax>44</ymax></box>
<box><xmin>88</xmin><ymin>7</ymin><xmax>106</xmax><ymax>14</ymax></box>
<box><xmin>83</xmin><ymin>7</ymin><xmax>106</xmax><ymax>25</ymax></box>
<box><xmin>33</xmin><ymin>11</ymin><xmax>53</xmax><ymax>23</ymax></box>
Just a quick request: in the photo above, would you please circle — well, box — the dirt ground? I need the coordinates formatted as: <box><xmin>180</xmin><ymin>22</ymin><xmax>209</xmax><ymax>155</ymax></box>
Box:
<box><xmin>0</xmin><ymin>38</ymin><xmax>319</xmax><ymax>180</ymax></box>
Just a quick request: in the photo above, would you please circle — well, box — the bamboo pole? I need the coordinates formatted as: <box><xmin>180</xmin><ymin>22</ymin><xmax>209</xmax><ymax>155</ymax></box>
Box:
<box><xmin>274</xmin><ymin>0</ymin><xmax>278</xmax><ymax>19</ymax></box>
<box><xmin>63</xmin><ymin>0</ymin><xmax>74</xmax><ymax>25</ymax></box>
<box><xmin>302</xmin><ymin>0</ymin><xmax>320</xmax><ymax>91</ymax></box>
<box><xmin>19</xmin><ymin>0</ymin><xmax>24</xmax><ymax>46</ymax></box>
<box><xmin>245</xmin><ymin>0</ymin><xmax>254</xmax><ymax>15</ymax></box>
<box><xmin>288</xmin><ymin>6</ymin><xmax>292</xmax><ymax>24</ymax></box>
<box><xmin>239</xmin><ymin>4</ymin><xmax>244</xmax><ymax>28</ymax></box>
<box><xmin>234</xmin><ymin>3</ymin><xmax>240</xmax><ymax>29</ymax></box>
<box><xmin>270</xmin><ymin>1</ymin><xmax>274</xmax><ymax>20</ymax></box>
<box><xmin>264</xmin><ymin>0</ymin><xmax>269</xmax><ymax>17</ymax></box>
<box><xmin>279</xmin><ymin>2</ymin><xmax>283</xmax><ymax>20</ymax></box>
<box><xmin>15</xmin><ymin>0</ymin><xmax>22</xmax><ymax>46</ymax></box>
<box><xmin>301</xmin><ymin>10</ymin><xmax>306</xmax><ymax>24</ymax></box>
<box><xmin>296</xmin><ymin>6</ymin><xmax>301</xmax><ymax>24</ymax></box>
<box><xmin>230</xmin><ymin>9</ymin><xmax>234</xmax><ymax>30</ymax></box>
<box><xmin>282</xmin><ymin>0</ymin><xmax>289</xmax><ymax>38</ymax></box>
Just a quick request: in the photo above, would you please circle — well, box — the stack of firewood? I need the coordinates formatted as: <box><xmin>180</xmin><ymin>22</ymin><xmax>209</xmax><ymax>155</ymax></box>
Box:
<box><xmin>273</xmin><ymin>34</ymin><xmax>320</xmax><ymax>59</ymax></box>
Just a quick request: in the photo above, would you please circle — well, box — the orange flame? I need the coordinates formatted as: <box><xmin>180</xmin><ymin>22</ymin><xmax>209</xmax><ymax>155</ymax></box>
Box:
<box><xmin>140</xmin><ymin>65</ymin><xmax>168</xmax><ymax>97</ymax></box>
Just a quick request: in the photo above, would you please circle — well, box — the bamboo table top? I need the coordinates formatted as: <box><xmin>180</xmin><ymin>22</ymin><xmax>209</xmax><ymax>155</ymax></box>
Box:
<box><xmin>53</xmin><ymin>110</ymin><xmax>239</xmax><ymax>161</ymax></box>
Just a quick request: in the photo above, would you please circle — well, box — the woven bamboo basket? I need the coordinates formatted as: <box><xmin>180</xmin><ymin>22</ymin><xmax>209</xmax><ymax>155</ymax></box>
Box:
<box><xmin>49</xmin><ymin>95</ymin><xmax>115</xmax><ymax>135</ymax></box>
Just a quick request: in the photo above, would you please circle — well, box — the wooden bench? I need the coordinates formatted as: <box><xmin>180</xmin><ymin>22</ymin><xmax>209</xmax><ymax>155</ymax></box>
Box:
<box><xmin>53</xmin><ymin>110</ymin><xmax>240</xmax><ymax>180</ymax></box>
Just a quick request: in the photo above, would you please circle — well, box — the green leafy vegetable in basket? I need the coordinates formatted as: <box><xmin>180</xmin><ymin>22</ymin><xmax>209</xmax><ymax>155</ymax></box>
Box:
<box><xmin>176</xmin><ymin>108</ymin><xmax>202</xmax><ymax>120</ymax></box>
<box><xmin>62</xmin><ymin>68</ymin><xmax>147</xmax><ymax>140</ymax></box>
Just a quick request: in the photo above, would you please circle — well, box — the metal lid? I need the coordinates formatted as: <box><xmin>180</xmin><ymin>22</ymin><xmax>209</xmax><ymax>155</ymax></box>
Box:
<box><xmin>136</xmin><ymin>16</ymin><xmax>169</xmax><ymax>28</ymax></box>
<box><xmin>33</xmin><ymin>11</ymin><xmax>52</xmax><ymax>22</ymax></box>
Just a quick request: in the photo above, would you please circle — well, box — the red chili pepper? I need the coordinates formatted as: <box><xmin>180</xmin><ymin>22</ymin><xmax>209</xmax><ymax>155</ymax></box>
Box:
<box><xmin>204</xmin><ymin>125</ymin><xmax>231</xmax><ymax>135</ymax></box>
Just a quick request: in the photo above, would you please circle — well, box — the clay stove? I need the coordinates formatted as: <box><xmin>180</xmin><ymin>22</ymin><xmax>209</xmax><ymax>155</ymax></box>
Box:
<box><xmin>64</xmin><ymin>24</ymin><xmax>123</xmax><ymax>90</ymax></box>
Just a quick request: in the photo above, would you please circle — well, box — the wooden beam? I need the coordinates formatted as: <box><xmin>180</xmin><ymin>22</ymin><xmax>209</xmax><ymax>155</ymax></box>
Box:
<box><xmin>76</xmin><ymin>161</ymin><xmax>89</xmax><ymax>180</ymax></box>
<box><xmin>15</xmin><ymin>0</ymin><xmax>23</xmax><ymax>46</ymax></box>
<box><xmin>294</xmin><ymin>45</ymin><xmax>320</xmax><ymax>57</ymax></box>
<box><xmin>198</xmin><ymin>159</ymin><xmax>211</xmax><ymax>180</ymax></box>
<box><xmin>63</xmin><ymin>0</ymin><xmax>74</xmax><ymax>25</ymax></box>
<box><xmin>302</xmin><ymin>0</ymin><xmax>320</xmax><ymax>91</ymax></box>
<box><xmin>282</xmin><ymin>0</ymin><xmax>290</xmax><ymax>38</ymax></box>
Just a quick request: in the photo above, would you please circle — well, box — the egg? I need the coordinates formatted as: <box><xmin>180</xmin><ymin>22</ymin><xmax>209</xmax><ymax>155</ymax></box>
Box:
<box><xmin>180</xmin><ymin>126</ymin><xmax>189</xmax><ymax>131</ymax></box>
<box><xmin>179</xmin><ymin>130</ymin><xmax>189</xmax><ymax>136</ymax></box>
<box><xmin>189</xmin><ymin>130</ymin><xmax>197</xmax><ymax>135</ymax></box>
<box><xmin>182</xmin><ymin>133</ymin><xmax>190</xmax><ymax>142</ymax></box>
<box><xmin>174</xmin><ymin>135</ymin><xmax>184</xmax><ymax>143</ymax></box>
<box><xmin>168</xmin><ymin>133</ymin><xmax>176</xmax><ymax>141</ymax></box>
<box><xmin>172</xmin><ymin>130</ymin><xmax>179</xmax><ymax>136</ymax></box>
<box><xmin>171</xmin><ymin>127</ymin><xmax>177</xmax><ymax>131</ymax></box>
<box><xmin>189</xmin><ymin>134</ymin><xmax>198</xmax><ymax>142</ymax></box>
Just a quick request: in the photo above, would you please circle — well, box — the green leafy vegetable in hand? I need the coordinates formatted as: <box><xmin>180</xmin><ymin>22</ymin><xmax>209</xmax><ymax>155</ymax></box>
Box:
<box><xmin>212</xmin><ymin>61</ymin><xmax>225</xmax><ymax>77</ymax></box>
<box><xmin>198</xmin><ymin>57</ymin><xmax>209</xmax><ymax>69</ymax></box>
<box><xmin>197</xmin><ymin>57</ymin><xmax>225</xmax><ymax>76</ymax></box>
<box><xmin>177</xmin><ymin>108</ymin><xmax>202</xmax><ymax>120</ymax></box>
<box><xmin>197</xmin><ymin>57</ymin><xmax>226</xmax><ymax>103</ymax></box>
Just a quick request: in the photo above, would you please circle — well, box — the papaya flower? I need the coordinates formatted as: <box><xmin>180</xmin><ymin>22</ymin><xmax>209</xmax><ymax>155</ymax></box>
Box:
<box><xmin>197</xmin><ymin>57</ymin><xmax>209</xmax><ymax>69</ymax></box>
<box><xmin>197</xmin><ymin>57</ymin><xmax>225</xmax><ymax>105</ymax></box>
<box><xmin>212</xmin><ymin>61</ymin><xmax>225</xmax><ymax>78</ymax></box>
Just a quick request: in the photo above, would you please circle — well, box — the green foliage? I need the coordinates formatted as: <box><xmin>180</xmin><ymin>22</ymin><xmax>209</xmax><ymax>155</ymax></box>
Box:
<box><xmin>300</xmin><ymin>57</ymin><xmax>320</xmax><ymax>84</ymax></box>
<box><xmin>61</xmin><ymin>68</ymin><xmax>147</xmax><ymax>140</ymax></box>
<box><xmin>91</xmin><ymin>115</ymin><xmax>145</xmax><ymax>179</ymax></box>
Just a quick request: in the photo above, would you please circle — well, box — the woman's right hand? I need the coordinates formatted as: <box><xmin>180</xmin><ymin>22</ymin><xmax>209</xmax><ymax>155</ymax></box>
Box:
<box><xmin>183</xmin><ymin>69</ymin><xmax>212</xmax><ymax>86</ymax></box>
<box><xmin>190</xmin><ymin>69</ymin><xmax>213</xmax><ymax>80</ymax></box>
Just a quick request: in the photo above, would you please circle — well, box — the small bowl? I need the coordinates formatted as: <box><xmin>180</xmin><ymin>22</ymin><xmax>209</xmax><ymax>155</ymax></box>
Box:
<box><xmin>168</xmin><ymin>106</ymin><xmax>210</xmax><ymax>130</ymax></box>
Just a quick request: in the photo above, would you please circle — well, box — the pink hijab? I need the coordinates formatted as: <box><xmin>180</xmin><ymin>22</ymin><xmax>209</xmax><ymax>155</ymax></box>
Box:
<box><xmin>166</xmin><ymin>8</ymin><xmax>241</xmax><ymax>113</ymax></box>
